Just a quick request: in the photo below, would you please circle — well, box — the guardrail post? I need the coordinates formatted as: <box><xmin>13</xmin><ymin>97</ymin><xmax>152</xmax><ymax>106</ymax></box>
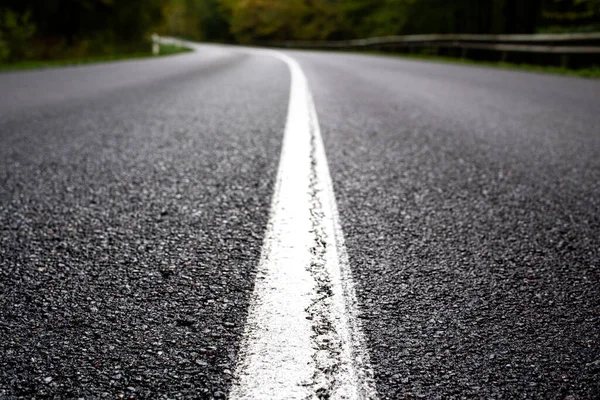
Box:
<box><xmin>501</xmin><ymin>51</ymin><xmax>508</xmax><ymax>63</ymax></box>
<box><xmin>561</xmin><ymin>54</ymin><xmax>569</xmax><ymax>68</ymax></box>
<box><xmin>152</xmin><ymin>33</ymin><xmax>160</xmax><ymax>56</ymax></box>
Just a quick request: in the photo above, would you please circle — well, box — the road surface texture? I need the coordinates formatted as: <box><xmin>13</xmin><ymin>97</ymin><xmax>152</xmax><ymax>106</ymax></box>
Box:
<box><xmin>1</xmin><ymin>43</ymin><xmax>599</xmax><ymax>399</ymax></box>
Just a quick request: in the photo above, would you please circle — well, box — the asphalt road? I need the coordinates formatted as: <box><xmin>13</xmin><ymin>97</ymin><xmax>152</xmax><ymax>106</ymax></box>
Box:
<box><xmin>1</xmin><ymin>44</ymin><xmax>599</xmax><ymax>399</ymax></box>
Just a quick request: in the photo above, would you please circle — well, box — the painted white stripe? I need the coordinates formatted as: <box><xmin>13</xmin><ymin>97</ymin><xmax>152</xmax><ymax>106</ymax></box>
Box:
<box><xmin>229</xmin><ymin>51</ymin><xmax>378</xmax><ymax>400</ymax></box>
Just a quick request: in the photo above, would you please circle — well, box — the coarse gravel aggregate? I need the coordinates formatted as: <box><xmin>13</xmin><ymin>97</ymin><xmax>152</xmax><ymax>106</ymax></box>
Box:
<box><xmin>294</xmin><ymin>51</ymin><xmax>600</xmax><ymax>399</ymax></box>
<box><xmin>1</xmin><ymin>43</ymin><xmax>599</xmax><ymax>399</ymax></box>
<box><xmin>0</xmin><ymin>47</ymin><xmax>288</xmax><ymax>399</ymax></box>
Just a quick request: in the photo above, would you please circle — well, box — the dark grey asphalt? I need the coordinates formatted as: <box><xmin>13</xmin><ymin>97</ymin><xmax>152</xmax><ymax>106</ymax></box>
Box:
<box><xmin>294</xmin><ymin>52</ymin><xmax>600</xmax><ymax>399</ymax></box>
<box><xmin>0</xmin><ymin>47</ymin><xmax>289</xmax><ymax>398</ymax></box>
<box><xmin>1</xmin><ymin>45</ymin><xmax>599</xmax><ymax>399</ymax></box>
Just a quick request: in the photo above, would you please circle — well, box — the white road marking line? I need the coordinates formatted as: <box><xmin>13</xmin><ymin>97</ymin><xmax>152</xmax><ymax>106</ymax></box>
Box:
<box><xmin>229</xmin><ymin>51</ymin><xmax>378</xmax><ymax>400</ymax></box>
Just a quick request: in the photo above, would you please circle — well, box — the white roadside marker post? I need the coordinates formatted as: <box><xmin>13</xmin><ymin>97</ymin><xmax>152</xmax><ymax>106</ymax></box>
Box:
<box><xmin>152</xmin><ymin>33</ymin><xmax>160</xmax><ymax>56</ymax></box>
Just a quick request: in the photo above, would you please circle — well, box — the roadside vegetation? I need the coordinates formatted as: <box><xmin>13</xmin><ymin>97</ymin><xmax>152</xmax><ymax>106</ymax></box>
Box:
<box><xmin>0</xmin><ymin>2</ymin><xmax>184</xmax><ymax>70</ymax></box>
<box><xmin>1</xmin><ymin>1</ymin><xmax>599</xmax><ymax>72</ymax></box>
<box><xmin>0</xmin><ymin>43</ymin><xmax>191</xmax><ymax>72</ymax></box>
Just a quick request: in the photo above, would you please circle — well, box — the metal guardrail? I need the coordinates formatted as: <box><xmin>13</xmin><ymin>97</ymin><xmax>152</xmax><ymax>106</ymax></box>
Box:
<box><xmin>264</xmin><ymin>33</ymin><xmax>600</xmax><ymax>66</ymax></box>
<box><xmin>150</xmin><ymin>33</ymin><xmax>600</xmax><ymax>66</ymax></box>
<box><xmin>267</xmin><ymin>33</ymin><xmax>600</xmax><ymax>51</ymax></box>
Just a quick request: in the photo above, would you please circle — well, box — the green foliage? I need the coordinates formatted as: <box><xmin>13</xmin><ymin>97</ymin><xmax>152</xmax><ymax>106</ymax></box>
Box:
<box><xmin>219</xmin><ymin>0</ymin><xmax>348</xmax><ymax>42</ymax></box>
<box><xmin>160</xmin><ymin>0</ymin><xmax>231</xmax><ymax>41</ymax></box>
<box><xmin>541</xmin><ymin>0</ymin><xmax>600</xmax><ymax>28</ymax></box>
<box><xmin>216</xmin><ymin>0</ymin><xmax>556</xmax><ymax>42</ymax></box>
<box><xmin>2</xmin><ymin>0</ymin><xmax>598</xmax><ymax>64</ymax></box>
<box><xmin>0</xmin><ymin>9</ymin><xmax>36</xmax><ymax>61</ymax></box>
<box><xmin>0</xmin><ymin>32</ymin><xmax>7</xmax><ymax>62</ymax></box>
<box><xmin>1</xmin><ymin>1</ymin><xmax>164</xmax><ymax>62</ymax></box>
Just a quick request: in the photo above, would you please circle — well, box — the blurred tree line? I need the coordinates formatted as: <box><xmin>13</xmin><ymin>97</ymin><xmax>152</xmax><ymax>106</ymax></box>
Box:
<box><xmin>0</xmin><ymin>0</ymin><xmax>164</xmax><ymax>62</ymax></box>
<box><xmin>1</xmin><ymin>0</ymin><xmax>599</xmax><ymax>62</ymax></box>
<box><xmin>219</xmin><ymin>0</ymin><xmax>600</xmax><ymax>42</ymax></box>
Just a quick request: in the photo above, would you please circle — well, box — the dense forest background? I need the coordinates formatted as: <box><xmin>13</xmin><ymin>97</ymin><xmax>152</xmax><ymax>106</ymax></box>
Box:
<box><xmin>1</xmin><ymin>0</ymin><xmax>599</xmax><ymax>62</ymax></box>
